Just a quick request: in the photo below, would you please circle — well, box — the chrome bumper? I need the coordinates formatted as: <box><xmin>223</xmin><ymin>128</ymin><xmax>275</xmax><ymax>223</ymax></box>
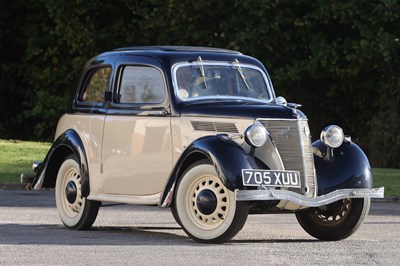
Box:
<box><xmin>235</xmin><ymin>187</ymin><xmax>385</xmax><ymax>207</ymax></box>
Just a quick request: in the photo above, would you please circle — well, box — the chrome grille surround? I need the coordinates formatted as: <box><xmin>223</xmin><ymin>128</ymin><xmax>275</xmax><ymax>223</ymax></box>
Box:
<box><xmin>258</xmin><ymin>119</ymin><xmax>317</xmax><ymax>197</ymax></box>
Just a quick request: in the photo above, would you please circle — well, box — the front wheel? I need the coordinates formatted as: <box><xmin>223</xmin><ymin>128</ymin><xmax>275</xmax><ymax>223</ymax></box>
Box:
<box><xmin>55</xmin><ymin>155</ymin><xmax>100</xmax><ymax>230</ymax></box>
<box><xmin>174</xmin><ymin>161</ymin><xmax>248</xmax><ymax>244</ymax></box>
<box><xmin>295</xmin><ymin>198</ymin><xmax>370</xmax><ymax>241</ymax></box>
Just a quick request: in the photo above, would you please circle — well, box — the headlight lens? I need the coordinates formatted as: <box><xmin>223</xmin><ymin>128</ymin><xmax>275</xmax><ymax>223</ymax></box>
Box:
<box><xmin>320</xmin><ymin>125</ymin><xmax>344</xmax><ymax>148</ymax></box>
<box><xmin>245</xmin><ymin>124</ymin><xmax>268</xmax><ymax>147</ymax></box>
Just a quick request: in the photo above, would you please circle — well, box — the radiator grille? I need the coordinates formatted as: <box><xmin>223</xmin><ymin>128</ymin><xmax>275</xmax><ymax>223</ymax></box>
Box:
<box><xmin>191</xmin><ymin>121</ymin><xmax>239</xmax><ymax>133</ymax></box>
<box><xmin>259</xmin><ymin>119</ymin><xmax>316</xmax><ymax>197</ymax></box>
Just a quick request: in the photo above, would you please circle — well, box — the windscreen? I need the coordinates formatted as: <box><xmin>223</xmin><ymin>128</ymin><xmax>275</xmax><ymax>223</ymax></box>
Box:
<box><xmin>173</xmin><ymin>62</ymin><xmax>272</xmax><ymax>102</ymax></box>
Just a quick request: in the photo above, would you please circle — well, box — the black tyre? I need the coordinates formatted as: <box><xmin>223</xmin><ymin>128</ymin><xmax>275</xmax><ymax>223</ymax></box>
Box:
<box><xmin>55</xmin><ymin>155</ymin><xmax>100</xmax><ymax>230</ymax></box>
<box><xmin>174</xmin><ymin>161</ymin><xmax>249</xmax><ymax>244</ymax></box>
<box><xmin>295</xmin><ymin>198</ymin><xmax>370</xmax><ymax>241</ymax></box>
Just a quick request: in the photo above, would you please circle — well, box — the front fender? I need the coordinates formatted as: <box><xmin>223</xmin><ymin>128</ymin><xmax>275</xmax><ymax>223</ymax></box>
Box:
<box><xmin>160</xmin><ymin>135</ymin><xmax>259</xmax><ymax>206</ymax></box>
<box><xmin>313</xmin><ymin>140</ymin><xmax>373</xmax><ymax>195</ymax></box>
<box><xmin>32</xmin><ymin>129</ymin><xmax>90</xmax><ymax>197</ymax></box>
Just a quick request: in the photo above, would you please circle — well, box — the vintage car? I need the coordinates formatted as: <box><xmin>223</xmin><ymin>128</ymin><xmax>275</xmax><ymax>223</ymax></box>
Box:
<box><xmin>30</xmin><ymin>46</ymin><xmax>384</xmax><ymax>244</ymax></box>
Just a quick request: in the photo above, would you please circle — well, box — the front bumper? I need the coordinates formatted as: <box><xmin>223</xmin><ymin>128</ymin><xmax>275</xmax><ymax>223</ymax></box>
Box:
<box><xmin>235</xmin><ymin>187</ymin><xmax>385</xmax><ymax>207</ymax></box>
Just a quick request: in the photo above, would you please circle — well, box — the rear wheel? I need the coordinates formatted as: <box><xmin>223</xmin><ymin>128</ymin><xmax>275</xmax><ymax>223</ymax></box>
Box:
<box><xmin>55</xmin><ymin>155</ymin><xmax>100</xmax><ymax>230</ymax></box>
<box><xmin>174</xmin><ymin>161</ymin><xmax>248</xmax><ymax>243</ymax></box>
<box><xmin>295</xmin><ymin>198</ymin><xmax>370</xmax><ymax>241</ymax></box>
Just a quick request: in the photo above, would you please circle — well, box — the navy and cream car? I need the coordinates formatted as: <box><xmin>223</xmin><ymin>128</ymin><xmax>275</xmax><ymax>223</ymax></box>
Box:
<box><xmin>31</xmin><ymin>46</ymin><xmax>384</xmax><ymax>243</ymax></box>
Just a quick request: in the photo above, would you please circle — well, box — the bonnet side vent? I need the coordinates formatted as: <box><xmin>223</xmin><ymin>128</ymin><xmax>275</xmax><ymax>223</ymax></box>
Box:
<box><xmin>214</xmin><ymin>123</ymin><xmax>239</xmax><ymax>133</ymax></box>
<box><xmin>191</xmin><ymin>121</ymin><xmax>239</xmax><ymax>133</ymax></box>
<box><xmin>191</xmin><ymin>121</ymin><xmax>216</xmax><ymax>132</ymax></box>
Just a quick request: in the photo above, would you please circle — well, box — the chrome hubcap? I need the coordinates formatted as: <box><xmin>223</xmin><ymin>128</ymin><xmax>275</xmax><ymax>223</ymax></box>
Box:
<box><xmin>65</xmin><ymin>181</ymin><xmax>77</xmax><ymax>204</ymax></box>
<box><xmin>196</xmin><ymin>189</ymin><xmax>217</xmax><ymax>215</ymax></box>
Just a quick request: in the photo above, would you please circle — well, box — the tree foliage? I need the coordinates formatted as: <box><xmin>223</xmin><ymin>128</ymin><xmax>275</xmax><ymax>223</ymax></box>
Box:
<box><xmin>0</xmin><ymin>0</ymin><xmax>399</xmax><ymax>167</ymax></box>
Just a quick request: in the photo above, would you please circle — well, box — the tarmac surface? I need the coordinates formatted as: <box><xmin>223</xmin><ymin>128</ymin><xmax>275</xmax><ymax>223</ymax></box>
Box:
<box><xmin>1</xmin><ymin>189</ymin><xmax>400</xmax><ymax>265</ymax></box>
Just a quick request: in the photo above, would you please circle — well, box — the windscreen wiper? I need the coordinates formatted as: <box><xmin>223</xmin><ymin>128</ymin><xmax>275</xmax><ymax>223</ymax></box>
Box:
<box><xmin>234</xmin><ymin>59</ymin><xmax>251</xmax><ymax>90</ymax></box>
<box><xmin>197</xmin><ymin>56</ymin><xmax>208</xmax><ymax>89</ymax></box>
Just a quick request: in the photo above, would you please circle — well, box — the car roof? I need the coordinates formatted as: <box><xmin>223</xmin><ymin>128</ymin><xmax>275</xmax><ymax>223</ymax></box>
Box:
<box><xmin>95</xmin><ymin>46</ymin><xmax>265</xmax><ymax>78</ymax></box>
<box><xmin>113</xmin><ymin>46</ymin><xmax>242</xmax><ymax>55</ymax></box>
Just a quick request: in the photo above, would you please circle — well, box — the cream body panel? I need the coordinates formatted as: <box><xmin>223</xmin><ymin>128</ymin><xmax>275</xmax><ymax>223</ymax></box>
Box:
<box><xmin>102</xmin><ymin>116</ymin><xmax>172</xmax><ymax>195</ymax></box>
<box><xmin>171</xmin><ymin>116</ymin><xmax>251</xmax><ymax>165</ymax></box>
<box><xmin>55</xmin><ymin>114</ymin><xmax>104</xmax><ymax>193</ymax></box>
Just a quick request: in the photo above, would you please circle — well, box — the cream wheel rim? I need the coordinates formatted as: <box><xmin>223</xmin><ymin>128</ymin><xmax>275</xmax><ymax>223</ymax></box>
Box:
<box><xmin>60</xmin><ymin>166</ymin><xmax>84</xmax><ymax>218</ymax></box>
<box><xmin>186</xmin><ymin>174</ymin><xmax>230</xmax><ymax>230</ymax></box>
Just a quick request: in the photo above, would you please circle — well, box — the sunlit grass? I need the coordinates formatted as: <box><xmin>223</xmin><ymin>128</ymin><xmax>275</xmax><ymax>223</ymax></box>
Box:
<box><xmin>372</xmin><ymin>168</ymin><xmax>400</xmax><ymax>197</ymax></box>
<box><xmin>0</xmin><ymin>140</ymin><xmax>50</xmax><ymax>183</ymax></box>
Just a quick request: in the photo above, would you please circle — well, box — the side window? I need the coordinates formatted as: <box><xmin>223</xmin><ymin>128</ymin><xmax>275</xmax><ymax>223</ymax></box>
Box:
<box><xmin>80</xmin><ymin>67</ymin><xmax>112</xmax><ymax>103</ymax></box>
<box><xmin>118</xmin><ymin>66</ymin><xmax>165</xmax><ymax>104</ymax></box>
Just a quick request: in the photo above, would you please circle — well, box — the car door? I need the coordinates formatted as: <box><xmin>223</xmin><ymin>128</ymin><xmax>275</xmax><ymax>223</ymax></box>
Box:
<box><xmin>101</xmin><ymin>55</ymin><xmax>172</xmax><ymax>195</ymax></box>
<box><xmin>70</xmin><ymin>55</ymin><xmax>116</xmax><ymax>193</ymax></box>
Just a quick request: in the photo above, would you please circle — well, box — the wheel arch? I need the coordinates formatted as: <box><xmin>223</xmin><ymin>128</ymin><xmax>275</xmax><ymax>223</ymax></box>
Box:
<box><xmin>160</xmin><ymin>135</ymin><xmax>259</xmax><ymax>207</ymax></box>
<box><xmin>42</xmin><ymin>145</ymin><xmax>74</xmax><ymax>188</ymax></box>
<box><xmin>175</xmin><ymin>152</ymin><xmax>210</xmax><ymax>184</ymax></box>
<box><xmin>313</xmin><ymin>140</ymin><xmax>373</xmax><ymax>195</ymax></box>
<box><xmin>33</xmin><ymin>129</ymin><xmax>91</xmax><ymax>197</ymax></box>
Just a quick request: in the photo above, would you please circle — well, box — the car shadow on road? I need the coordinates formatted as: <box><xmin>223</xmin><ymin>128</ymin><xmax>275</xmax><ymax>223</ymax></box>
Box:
<box><xmin>229</xmin><ymin>239</ymin><xmax>318</xmax><ymax>244</ymax></box>
<box><xmin>0</xmin><ymin>223</ymin><xmax>318</xmax><ymax>246</ymax></box>
<box><xmin>0</xmin><ymin>223</ymin><xmax>192</xmax><ymax>246</ymax></box>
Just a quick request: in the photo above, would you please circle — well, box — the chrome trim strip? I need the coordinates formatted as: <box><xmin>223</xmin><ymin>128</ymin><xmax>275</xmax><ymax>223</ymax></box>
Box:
<box><xmin>235</xmin><ymin>187</ymin><xmax>384</xmax><ymax>207</ymax></box>
<box><xmin>160</xmin><ymin>189</ymin><xmax>173</xmax><ymax>207</ymax></box>
<box><xmin>33</xmin><ymin>172</ymin><xmax>45</xmax><ymax>190</ymax></box>
<box><xmin>298</xmin><ymin>120</ymin><xmax>317</xmax><ymax>197</ymax></box>
<box><xmin>297</xmin><ymin>120</ymin><xmax>308</xmax><ymax>194</ymax></box>
<box><xmin>87</xmin><ymin>192</ymin><xmax>160</xmax><ymax>205</ymax></box>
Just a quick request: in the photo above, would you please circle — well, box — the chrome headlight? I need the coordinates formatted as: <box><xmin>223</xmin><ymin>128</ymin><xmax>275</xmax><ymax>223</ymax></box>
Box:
<box><xmin>320</xmin><ymin>125</ymin><xmax>344</xmax><ymax>148</ymax></box>
<box><xmin>245</xmin><ymin>123</ymin><xmax>268</xmax><ymax>148</ymax></box>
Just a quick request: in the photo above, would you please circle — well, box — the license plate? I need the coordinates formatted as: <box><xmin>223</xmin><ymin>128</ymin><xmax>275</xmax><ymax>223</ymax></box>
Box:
<box><xmin>242</xmin><ymin>169</ymin><xmax>301</xmax><ymax>188</ymax></box>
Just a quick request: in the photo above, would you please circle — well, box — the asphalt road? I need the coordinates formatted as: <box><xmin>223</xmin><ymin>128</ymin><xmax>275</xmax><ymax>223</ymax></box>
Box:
<box><xmin>1</xmin><ymin>190</ymin><xmax>399</xmax><ymax>265</ymax></box>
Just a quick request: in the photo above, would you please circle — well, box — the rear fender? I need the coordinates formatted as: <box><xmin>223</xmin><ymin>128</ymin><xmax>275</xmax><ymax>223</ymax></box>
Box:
<box><xmin>160</xmin><ymin>135</ymin><xmax>259</xmax><ymax>206</ymax></box>
<box><xmin>313</xmin><ymin>140</ymin><xmax>373</xmax><ymax>195</ymax></box>
<box><xmin>32</xmin><ymin>129</ymin><xmax>90</xmax><ymax>197</ymax></box>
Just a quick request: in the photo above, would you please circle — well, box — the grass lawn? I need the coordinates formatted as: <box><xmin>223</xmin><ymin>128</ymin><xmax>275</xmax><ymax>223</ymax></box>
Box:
<box><xmin>0</xmin><ymin>139</ymin><xmax>399</xmax><ymax>196</ymax></box>
<box><xmin>0</xmin><ymin>139</ymin><xmax>51</xmax><ymax>183</ymax></box>
<box><xmin>372</xmin><ymin>168</ymin><xmax>400</xmax><ymax>197</ymax></box>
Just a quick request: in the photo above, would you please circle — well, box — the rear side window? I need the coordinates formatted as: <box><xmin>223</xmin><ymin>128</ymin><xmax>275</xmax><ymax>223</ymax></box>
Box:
<box><xmin>118</xmin><ymin>66</ymin><xmax>165</xmax><ymax>104</ymax></box>
<box><xmin>80</xmin><ymin>67</ymin><xmax>112</xmax><ymax>103</ymax></box>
